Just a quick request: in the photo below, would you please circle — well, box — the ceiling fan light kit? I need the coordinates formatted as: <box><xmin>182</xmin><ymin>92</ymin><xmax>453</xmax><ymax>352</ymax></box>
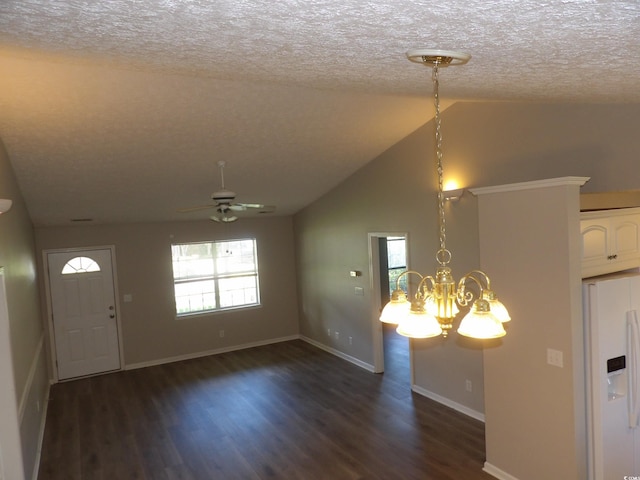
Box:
<box><xmin>210</xmin><ymin>213</ymin><xmax>238</xmax><ymax>223</ymax></box>
<box><xmin>379</xmin><ymin>49</ymin><xmax>511</xmax><ymax>340</ymax></box>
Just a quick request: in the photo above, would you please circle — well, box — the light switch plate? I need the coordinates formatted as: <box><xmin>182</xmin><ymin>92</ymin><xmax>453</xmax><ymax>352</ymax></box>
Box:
<box><xmin>547</xmin><ymin>348</ymin><xmax>564</xmax><ymax>368</ymax></box>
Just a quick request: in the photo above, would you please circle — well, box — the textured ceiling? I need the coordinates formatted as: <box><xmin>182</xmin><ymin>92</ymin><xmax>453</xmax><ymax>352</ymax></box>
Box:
<box><xmin>0</xmin><ymin>0</ymin><xmax>639</xmax><ymax>226</ymax></box>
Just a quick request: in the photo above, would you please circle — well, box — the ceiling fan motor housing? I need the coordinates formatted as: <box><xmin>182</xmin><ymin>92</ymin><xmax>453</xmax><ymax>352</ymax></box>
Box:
<box><xmin>212</xmin><ymin>189</ymin><xmax>236</xmax><ymax>203</ymax></box>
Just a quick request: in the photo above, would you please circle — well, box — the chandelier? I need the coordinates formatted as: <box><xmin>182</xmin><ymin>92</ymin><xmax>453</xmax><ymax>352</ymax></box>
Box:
<box><xmin>379</xmin><ymin>49</ymin><xmax>511</xmax><ymax>340</ymax></box>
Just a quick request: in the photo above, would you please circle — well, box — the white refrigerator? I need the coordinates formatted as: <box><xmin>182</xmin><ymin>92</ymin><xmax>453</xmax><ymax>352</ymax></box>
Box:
<box><xmin>584</xmin><ymin>272</ymin><xmax>640</xmax><ymax>480</ymax></box>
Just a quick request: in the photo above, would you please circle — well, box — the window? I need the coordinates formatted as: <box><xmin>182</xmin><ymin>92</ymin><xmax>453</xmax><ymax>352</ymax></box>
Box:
<box><xmin>61</xmin><ymin>256</ymin><xmax>101</xmax><ymax>274</ymax></box>
<box><xmin>386</xmin><ymin>236</ymin><xmax>407</xmax><ymax>296</ymax></box>
<box><xmin>171</xmin><ymin>238</ymin><xmax>260</xmax><ymax>315</ymax></box>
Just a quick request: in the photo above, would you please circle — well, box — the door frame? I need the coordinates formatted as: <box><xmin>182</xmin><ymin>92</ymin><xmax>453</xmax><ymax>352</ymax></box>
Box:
<box><xmin>368</xmin><ymin>232</ymin><xmax>413</xmax><ymax>382</ymax></box>
<box><xmin>43</xmin><ymin>245</ymin><xmax>124</xmax><ymax>382</ymax></box>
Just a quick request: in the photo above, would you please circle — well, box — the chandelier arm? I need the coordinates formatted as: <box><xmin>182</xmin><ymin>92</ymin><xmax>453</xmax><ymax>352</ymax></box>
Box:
<box><xmin>393</xmin><ymin>270</ymin><xmax>424</xmax><ymax>288</ymax></box>
<box><xmin>456</xmin><ymin>273</ymin><xmax>485</xmax><ymax>307</ymax></box>
<box><xmin>392</xmin><ymin>270</ymin><xmax>425</xmax><ymax>298</ymax></box>
<box><xmin>466</xmin><ymin>270</ymin><xmax>491</xmax><ymax>290</ymax></box>
<box><xmin>416</xmin><ymin>275</ymin><xmax>436</xmax><ymax>299</ymax></box>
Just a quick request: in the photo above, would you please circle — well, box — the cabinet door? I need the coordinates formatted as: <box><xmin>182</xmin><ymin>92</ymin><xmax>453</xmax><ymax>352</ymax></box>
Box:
<box><xmin>611</xmin><ymin>214</ymin><xmax>640</xmax><ymax>264</ymax></box>
<box><xmin>581</xmin><ymin>212</ymin><xmax>640</xmax><ymax>278</ymax></box>
<box><xmin>582</xmin><ymin>220</ymin><xmax>609</xmax><ymax>265</ymax></box>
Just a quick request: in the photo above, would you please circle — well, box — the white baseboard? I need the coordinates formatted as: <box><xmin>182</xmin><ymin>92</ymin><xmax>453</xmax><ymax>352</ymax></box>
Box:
<box><xmin>411</xmin><ymin>384</ymin><xmax>485</xmax><ymax>422</ymax></box>
<box><xmin>298</xmin><ymin>337</ymin><xmax>486</xmax><ymax>424</ymax></box>
<box><xmin>483</xmin><ymin>462</ymin><xmax>520</xmax><ymax>480</ymax></box>
<box><xmin>18</xmin><ymin>334</ymin><xmax>44</xmax><ymax>423</ymax></box>
<box><xmin>124</xmin><ymin>335</ymin><xmax>300</xmax><ymax>371</ymax></box>
<box><xmin>299</xmin><ymin>336</ymin><xmax>375</xmax><ymax>372</ymax></box>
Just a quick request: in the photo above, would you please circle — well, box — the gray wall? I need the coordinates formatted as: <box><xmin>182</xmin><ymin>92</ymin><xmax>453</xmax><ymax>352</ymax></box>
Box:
<box><xmin>0</xmin><ymin>139</ymin><xmax>48</xmax><ymax>480</ymax></box>
<box><xmin>294</xmin><ymin>101</ymin><xmax>640</xmax><ymax>415</ymax></box>
<box><xmin>35</xmin><ymin>216</ymin><xmax>299</xmax><ymax>368</ymax></box>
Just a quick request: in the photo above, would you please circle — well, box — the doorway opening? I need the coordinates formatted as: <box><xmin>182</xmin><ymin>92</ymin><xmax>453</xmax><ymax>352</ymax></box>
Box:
<box><xmin>369</xmin><ymin>233</ymin><xmax>411</xmax><ymax>386</ymax></box>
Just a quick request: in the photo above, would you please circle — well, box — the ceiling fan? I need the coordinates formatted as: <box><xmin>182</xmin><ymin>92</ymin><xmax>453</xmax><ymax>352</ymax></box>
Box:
<box><xmin>178</xmin><ymin>161</ymin><xmax>275</xmax><ymax>223</ymax></box>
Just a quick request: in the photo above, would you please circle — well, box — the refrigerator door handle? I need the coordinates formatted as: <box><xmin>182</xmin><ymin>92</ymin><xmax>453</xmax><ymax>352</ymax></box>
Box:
<box><xmin>627</xmin><ymin>310</ymin><xmax>640</xmax><ymax>428</ymax></box>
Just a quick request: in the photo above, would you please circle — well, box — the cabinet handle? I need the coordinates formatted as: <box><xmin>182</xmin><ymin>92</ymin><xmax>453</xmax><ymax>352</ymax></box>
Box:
<box><xmin>608</xmin><ymin>254</ymin><xmax>619</xmax><ymax>260</ymax></box>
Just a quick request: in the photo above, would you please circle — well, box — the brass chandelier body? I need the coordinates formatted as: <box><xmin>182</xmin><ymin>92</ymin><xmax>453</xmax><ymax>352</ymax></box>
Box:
<box><xmin>379</xmin><ymin>50</ymin><xmax>510</xmax><ymax>340</ymax></box>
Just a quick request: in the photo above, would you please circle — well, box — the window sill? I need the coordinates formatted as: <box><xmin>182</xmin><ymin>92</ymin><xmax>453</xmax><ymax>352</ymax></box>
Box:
<box><xmin>175</xmin><ymin>303</ymin><xmax>262</xmax><ymax>320</ymax></box>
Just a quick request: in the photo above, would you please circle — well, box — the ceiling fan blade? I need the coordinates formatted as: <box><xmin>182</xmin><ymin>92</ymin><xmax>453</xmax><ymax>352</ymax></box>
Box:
<box><xmin>228</xmin><ymin>203</ymin><xmax>276</xmax><ymax>212</ymax></box>
<box><xmin>177</xmin><ymin>204</ymin><xmax>217</xmax><ymax>213</ymax></box>
<box><xmin>227</xmin><ymin>204</ymin><xmax>247</xmax><ymax>212</ymax></box>
<box><xmin>235</xmin><ymin>207</ymin><xmax>276</xmax><ymax>218</ymax></box>
<box><xmin>255</xmin><ymin>205</ymin><xmax>276</xmax><ymax>213</ymax></box>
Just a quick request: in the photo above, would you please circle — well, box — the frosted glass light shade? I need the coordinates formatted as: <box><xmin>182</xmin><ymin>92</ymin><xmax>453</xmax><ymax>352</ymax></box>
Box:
<box><xmin>380</xmin><ymin>299</ymin><xmax>410</xmax><ymax>324</ymax></box>
<box><xmin>488</xmin><ymin>298</ymin><xmax>511</xmax><ymax>323</ymax></box>
<box><xmin>396</xmin><ymin>311</ymin><xmax>442</xmax><ymax>338</ymax></box>
<box><xmin>0</xmin><ymin>199</ymin><xmax>12</xmax><ymax>214</ymax></box>
<box><xmin>380</xmin><ymin>289</ymin><xmax>410</xmax><ymax>324</ymax></box>
<box><xmin>457</xmin><ymin>304</ymin><xmax>506</xmax><ymax>339</ymax></box>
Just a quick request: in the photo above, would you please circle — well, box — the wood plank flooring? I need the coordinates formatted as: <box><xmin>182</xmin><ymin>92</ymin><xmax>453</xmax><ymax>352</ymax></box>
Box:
<box><xmin>37</xmin><ymin>339</ymin><xmax>493</xmax><ymax>480</ymax></box>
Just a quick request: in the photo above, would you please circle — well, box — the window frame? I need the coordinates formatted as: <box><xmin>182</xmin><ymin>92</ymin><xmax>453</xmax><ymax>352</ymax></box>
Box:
<box><xmin>170</xmin><ymin>238</ymin><xmax>261</xmax><ymax>317</ymax></box>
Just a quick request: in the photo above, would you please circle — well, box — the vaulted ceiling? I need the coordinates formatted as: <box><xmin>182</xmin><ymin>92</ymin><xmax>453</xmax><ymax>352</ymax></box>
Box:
<box><xmin>0</xmin><ymin>1</ymin><xmax>638</xmax><ymax>226</ymax></box>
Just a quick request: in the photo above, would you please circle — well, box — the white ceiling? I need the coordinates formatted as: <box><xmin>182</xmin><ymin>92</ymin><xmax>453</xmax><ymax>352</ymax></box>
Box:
<box><xmin>0</xmin><ymin>0</ymin><xmax>638</xmax><ymax>226</ymax></box>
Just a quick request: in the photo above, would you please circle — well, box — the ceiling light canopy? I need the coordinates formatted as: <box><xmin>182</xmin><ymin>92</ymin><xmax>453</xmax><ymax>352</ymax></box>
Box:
<box><xmin>379</xmin><ymin>50</ymin><xmax>510</xmax><ymax>340</ymax></box>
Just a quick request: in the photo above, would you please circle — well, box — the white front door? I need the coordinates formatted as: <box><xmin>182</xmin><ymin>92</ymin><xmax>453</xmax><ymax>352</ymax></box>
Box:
<box><xmin>47</xmin><ymin>248</ymin><xmax>121</xmax><ymax>380</ymax></box>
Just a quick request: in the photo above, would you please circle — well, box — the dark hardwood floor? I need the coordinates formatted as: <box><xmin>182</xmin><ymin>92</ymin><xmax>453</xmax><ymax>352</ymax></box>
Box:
<box><xmin>37</xmin><ymin>339</ymin><xmax>492</xmax><ymax>480</ymax></box>
<box><xmin>382</xmin><ymin>322</ymin><xmax>410</xmax><ymax>384</ymax></box>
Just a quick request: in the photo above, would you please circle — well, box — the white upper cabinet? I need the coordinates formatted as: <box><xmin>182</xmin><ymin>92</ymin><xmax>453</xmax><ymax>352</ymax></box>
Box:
<box><xmin>581</xmin><ymin>207</ymin><xmax>640</xmax><ymax>278</ymax></box>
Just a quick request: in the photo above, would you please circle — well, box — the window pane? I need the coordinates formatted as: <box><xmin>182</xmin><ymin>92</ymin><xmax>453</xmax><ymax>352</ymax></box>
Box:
<box><xmin>174</xmin><ymin>280</ymin><xmax>217</xmax><ymax>314</ymax></box>
<box><xmin>386</xmin><ymin>237</ymin><xmax>407</xmax><ymax>296</ymax></box>
<box><xmin>386</xmin><ymin>238</ymin><xmax>406</xmax><ymax>269</ymax></box>
<box><xmin>215</xmin><ymin>239</ymin><xmax>257</xmax><ymax>275</ymax></box>
<box><xmin>218</xmin><ymin>275</ymin><xmax>258</xmax><ymax>308</ymax></box>
<box><xmin>171</xmin><ymin>246</ymin><xmax>214</xmax><ymax>280</ymax></box>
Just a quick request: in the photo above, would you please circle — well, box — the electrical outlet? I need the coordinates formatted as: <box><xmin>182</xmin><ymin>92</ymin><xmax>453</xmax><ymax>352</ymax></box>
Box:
<box><xmin>327</xmin><ymin>328</ymin><xmax>331</xmax><ymax>337</ymax></box>
<box><xmin>465</xmin><ymin>380</ymin><xmax>472</xmax><ymax>392</ymax></box>
<box><xmin>547</xmin><ymin>348</ymin><xmax>563</xmax><ymax>368</ymax></box>
<box><xmin>219</xmin><ymin>329</ymin><xmax>225</xmax><ymax>338</ymax></box>
<box><xmin>349</xmin><ymin>336</ymin><xmax>353</xmax><ymax>345</ymax></box>
<box><xmin>334</xmin><ymin>331</ymin><xmax>340</xmax><ymax>340</ymax></box>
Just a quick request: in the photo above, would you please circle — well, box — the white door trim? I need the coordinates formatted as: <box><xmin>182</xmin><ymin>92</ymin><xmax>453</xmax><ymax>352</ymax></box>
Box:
<box><xmin>43</xmin><ymin>245</ymin><xmax>124</xmax><ymax>382</ymax></box>
<box><xmin>0</xmin><ymin>267</ymin><xmax>26</xmax><ymax>480</ymax></box>
<box><xmin>367</xmin><ymin>232</ymin><xmax>413</xmax><ymax>383</ymax></box>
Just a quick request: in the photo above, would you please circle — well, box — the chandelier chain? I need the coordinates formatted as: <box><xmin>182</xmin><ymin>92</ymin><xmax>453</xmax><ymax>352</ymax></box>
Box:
<box><xmin>432</xmin><ymin>63</ymin><xmax>448</xmax><ymax>266</ymax></box>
